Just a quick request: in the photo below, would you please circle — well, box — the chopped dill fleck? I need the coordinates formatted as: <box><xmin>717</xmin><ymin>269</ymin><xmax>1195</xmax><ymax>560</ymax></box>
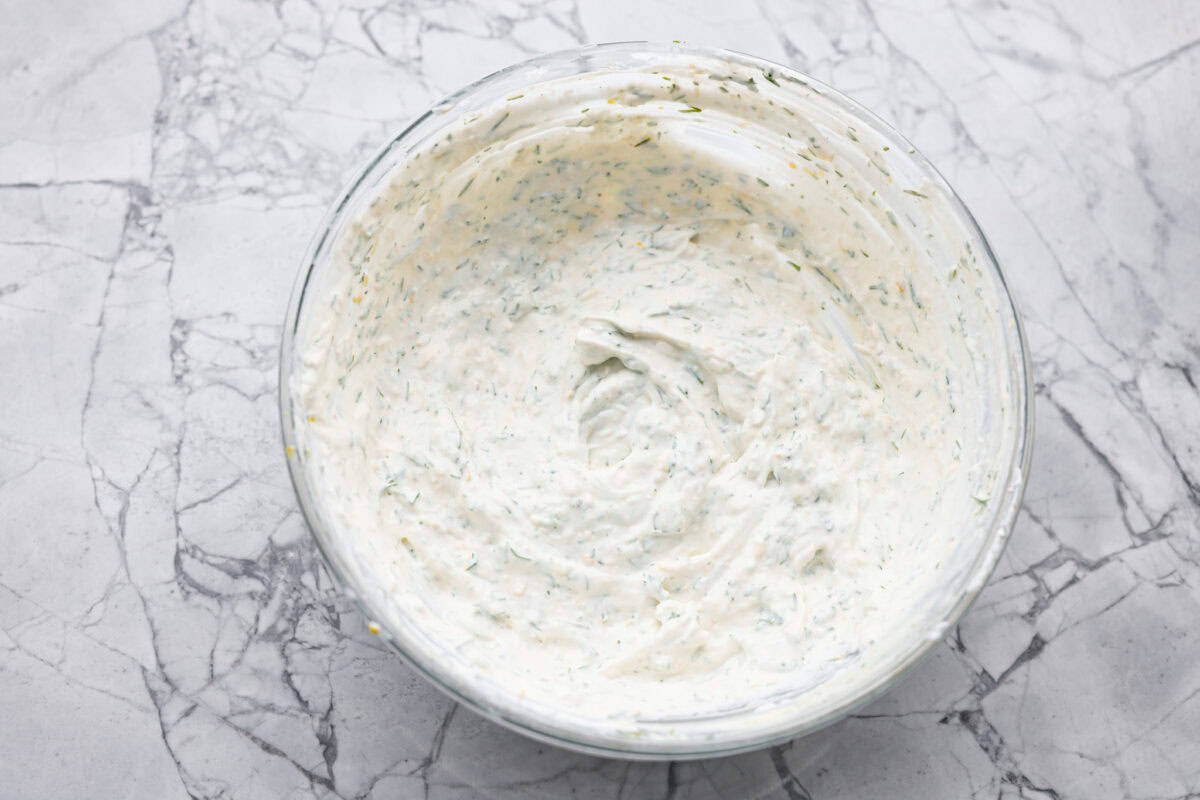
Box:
<box><xmin>488</xmin><ymin>112</ymin><xmax>510</xmax><ymax>134</ymax></box>
<box><xmin>904</xmin><ymin>189</ymin><xmax>928</xmax><ymax>198</ymax></box>
<box><xmin>634</xmin><ymin>136</ymin><xmax>652</xmax><ymax>147</ymax></box>
<box><xmin>680</xmin><ymin>105</ymin><xmax>702</xmax><ymax>113</ymax></box>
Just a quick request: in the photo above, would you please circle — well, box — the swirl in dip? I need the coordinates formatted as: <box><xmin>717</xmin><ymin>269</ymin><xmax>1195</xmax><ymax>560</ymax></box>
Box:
<box><xmin>291</xmin><ymin>53</ymin><xmax>1015</xmax><ymax>729</ymax></box>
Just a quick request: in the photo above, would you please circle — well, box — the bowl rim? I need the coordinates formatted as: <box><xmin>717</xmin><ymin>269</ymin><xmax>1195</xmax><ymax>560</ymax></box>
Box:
<box><xmin>278</xmin><ymin>40</ymin><xmax>1035</xmax><ymax>760</ymax></box>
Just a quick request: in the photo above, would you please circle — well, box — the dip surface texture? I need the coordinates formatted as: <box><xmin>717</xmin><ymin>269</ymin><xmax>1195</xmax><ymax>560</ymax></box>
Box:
<box><xmin>293</xmin><ymin>57</ymin><xmax>1014</xmax><ymax>723</ymax></box>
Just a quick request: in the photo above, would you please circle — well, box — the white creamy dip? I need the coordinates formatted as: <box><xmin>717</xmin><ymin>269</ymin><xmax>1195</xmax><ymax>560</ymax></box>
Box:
<box><xmin>292</xmin><ymin>54</ymin><xmax>1015</xmax><ymax>727</ymax></box>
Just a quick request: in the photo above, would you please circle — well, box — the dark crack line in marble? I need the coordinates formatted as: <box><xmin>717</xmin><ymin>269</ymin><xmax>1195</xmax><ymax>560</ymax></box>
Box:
<box><xmin>661</xmin><ymin>761</ymin><xmax>680</xmax><ymax>800</ymax></box>
<box><xmin>176</xmin><ymin>475</ymin><xmax>245</xmax><ymax>514</ymax></box>
<box><xmin>402</xmin><ymin>703</ymin><xmax>459</xmax><ymax>800</ymax></box>
<box><xmin>752</xmin><ymin>0</ymin><xmax>805</xmax><ymax>67</ymax></box>
<box><xmin>769</xmin><ymin>744</ymin><xmax>814</xmax><ymax>800</ymax></box>
<box><xmin>144</xmin><ymin>662</ymin><xmax>347</xmax><ymax>798</ymax></box>
<box><xmin>1117</xmin><ymin>380</ymin><xmax>1200</xmax><ymax>509</ymax></box>
<box><xmin>0</xmin><ymin>583</ymin><xmax>156</xmax><ymax>715</ymax></box>
<box><xmin>956</xmin><ymin>710</ymin><xmax>1063</xmax><ymax>800</ymax></box>
<box><xmin>1112</xmin><ymin>35</ymin><xmax>1200</xmax><ymax>82</ymax></box>
<box><xmin>1044</xmin><ymin>394</ymin><xmax>1153</xmax><ymax>530</ymax></box>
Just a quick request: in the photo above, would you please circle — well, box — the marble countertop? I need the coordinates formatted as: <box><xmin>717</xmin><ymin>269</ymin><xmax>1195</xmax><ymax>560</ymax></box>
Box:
<box><xmin>2</xmin><ymin>1</ymin><xmax>1198</xmax><ymax>798</ymax></box>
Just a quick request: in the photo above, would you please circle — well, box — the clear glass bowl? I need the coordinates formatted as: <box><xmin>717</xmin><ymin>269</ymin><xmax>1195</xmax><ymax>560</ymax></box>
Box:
<box><xmin>279</xmin><ymin>42</ymin><xmax>1034</xmax><ymax>759</ymax></box>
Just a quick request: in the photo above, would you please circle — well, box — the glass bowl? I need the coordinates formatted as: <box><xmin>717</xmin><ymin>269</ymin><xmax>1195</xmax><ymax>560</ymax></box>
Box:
<box><xmin>279</xmin><ymin>41</ymin><xmax>1034</xmax><ymax>759</ymax></box>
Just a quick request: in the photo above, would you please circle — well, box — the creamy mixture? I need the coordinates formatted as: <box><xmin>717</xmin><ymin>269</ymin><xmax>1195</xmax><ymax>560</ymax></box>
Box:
<box><xmin>293</xmin><ymin>56</ymin><xmax>1014</xmax><ymax>723</ymax></box>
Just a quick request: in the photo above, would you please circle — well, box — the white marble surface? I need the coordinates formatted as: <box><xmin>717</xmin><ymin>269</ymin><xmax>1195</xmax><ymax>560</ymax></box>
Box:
<box><xmin>2</xmin><ymin>0</ymin><xmax>1198</xmax><ymax>797</ymax></box>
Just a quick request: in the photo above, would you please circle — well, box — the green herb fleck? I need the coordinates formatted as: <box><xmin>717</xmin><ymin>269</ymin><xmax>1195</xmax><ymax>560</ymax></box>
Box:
<box><xmin>488</xmin><ymin>111</ymin><xmax>510</xmax><ymax>134</ymax></box>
